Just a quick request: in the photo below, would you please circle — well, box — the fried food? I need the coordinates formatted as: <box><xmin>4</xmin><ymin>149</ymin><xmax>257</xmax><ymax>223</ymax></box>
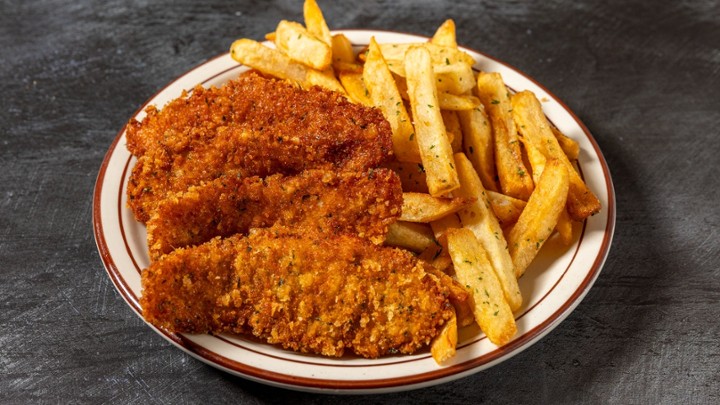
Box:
<box><xmin>146</xmin><ymin>169</ymin><xmax>402</xmax><ymax>260</ymax></box>
<box><xmin>140</xmin><ymin>226</ymin><xmax>455</xmax><ymax>358</ymax></box>
<box><xmin>126</xmin><ymin>72</ymin><xmax>394</xmax><ymax>222</ymax></box>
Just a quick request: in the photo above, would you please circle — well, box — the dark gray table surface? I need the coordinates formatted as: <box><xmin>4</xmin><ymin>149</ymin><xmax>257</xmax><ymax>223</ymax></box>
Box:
<box><xmin>2</xmin><ymin>0</ymin><xmax>718</xmax><ymax>403</ymax></box>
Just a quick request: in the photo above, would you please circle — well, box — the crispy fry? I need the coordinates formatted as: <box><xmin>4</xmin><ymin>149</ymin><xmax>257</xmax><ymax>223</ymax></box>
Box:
<box><xmin>431</xmin><ymin>308</ymin><xmax>457</xmax><ymax>363</ymax></box>
<box><xmin>435</xmin><ymin>65</ymin><xmax>476</xmax><ymax>95</ymax></box>
<box><xmin>303</xmin><ymin>0</ymin><xmax>332</xmax><ymax>46</ymax></box>
<box><xmin>400</xmin><ymin>192</ymin><xmax>475</xmax><ymax>223</ymax></box>
<box><xmin>458</xmin><ymin>104</ymin><xmax>498</xmax><ymax>192</ymax></box>
<box><xmin>431</xmin><ymin>19</ymin><xmax>457</xmax><ymax>48</ymax></box>
<box><xmin>520</xmin><ymin>133</ymin><xmax>547</xmax><ymax>185</ymax></box>
<box><xmin>376</xmin><ymin>43</ymin><xmax>475</xmax><ymax>67</ymax></box>
<box><xmin>306</xmin><ymin>68</ymin><xmax>346</xmax><ymax>94</ymax></box>
<box><xmin>551</xmin><ymin>125</ymin><xmax>580</xmax><ymax>161</ymax></box>
<box><xmin>364</xmin><ymin>38</ymin><xmax>420</xmax><ymax>163</ymax></box>
<box><xmin>385</xmin><ymin>221</ymin><xmax>435</xmax><ymax>253</ymax></box>
<box><xmin>331</xmin><ymin>33</ymin><xmax>355</xmax><ymax>66</ymax></box>
<box><xmin>274</xmin><ymin>20</ymin><xmax>332</xmax><ymax>70</ymax></box>
<box><xmin>230</xmin><ymin>38</ymin><xmax>308</xmax><ymax>82</ymax></box>
<box><xmin>511</xmin><ymin>90</ymin><xmax>600</xmax><ymax>220</ymax></box>
<box><xmin>508</xmin><ymin>159</ymin><xmax>569</xmax><ymax>277</ymax></box>
<box><xmin>438</xmin><ymin>92</ymin><xmax>481</xmax><ymax>111</ymax></box>
<box><xmin>405</xmin><ymin>46</ymin><xmax>460</xmax><ymax>196</ymax></box>
<box><xmin>487</xmin><ymin>190</ymin><xmax>526</xmax><ymax>226</ymax></box>
<box><xmin>476</xmin><ymin>72</ymin><xmax>534</xmax><ymax>200</ymax></box>
<box><xmin>383</xmin><ymin>160</ymin><xmax>429</xmax><ymax>193</ymax></box>
<box><xmin>442</xmin><ymin>110</ymin><xmax>463</xmax><ymax>153</ymax></box>
<box><xmin>429</xmin><ymin>213</ymin><xmax>462</xmax><ymax>246</ymax></box>
<box><xmin>453</xmin><ymin>153</ymin><xmax>522</xmax><ymax>311</ymax></box>
<box><xmin>338</xmin><ymin>71</ymin><xmax>373</xmax><ymax>106</ymax></box>
<box><xmin>446</xmin><ymin>228</ymin><xmax>517</xmax><ymax>346</ymax></box>
<box><xmin>556</xmin><ymin>208</ymin><xmax>574</xmax><ymax>245</ymax></box>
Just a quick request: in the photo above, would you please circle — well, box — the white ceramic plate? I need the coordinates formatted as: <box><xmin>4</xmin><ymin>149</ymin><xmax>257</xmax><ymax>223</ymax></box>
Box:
<box><xmin>93</xmin><ymin>30</ymin><xmax>615</xmax><ymax>394</ymax></box>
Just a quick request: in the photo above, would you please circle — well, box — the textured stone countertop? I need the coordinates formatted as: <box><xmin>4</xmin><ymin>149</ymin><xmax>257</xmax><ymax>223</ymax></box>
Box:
<box><xmin>1</xmin><ymin>0</ymin><xmax>718</xmax><ymax>403</ymax></box>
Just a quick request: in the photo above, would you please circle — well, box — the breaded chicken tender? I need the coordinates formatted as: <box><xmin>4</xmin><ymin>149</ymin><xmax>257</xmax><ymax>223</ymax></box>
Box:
<box><xmin>146</xmin><ymin>168</ymin><xmax>402</xmax><ymax>260</ymax></box>
<box><xmin>140</xmin><ymin>226</ymin><xmax>455</xmax><ymax>358</ymax></box>
<box><xmin>126</xmin><ymin>72</ymin><xmax>394</xmax><ymax>222</ymax></box>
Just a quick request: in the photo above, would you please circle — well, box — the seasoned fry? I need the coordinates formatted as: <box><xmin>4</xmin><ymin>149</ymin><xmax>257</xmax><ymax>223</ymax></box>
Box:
<box><xmin>431</xmin><ymin>308</ymin><xmax>457</xmax><ymax>363</ymax></box>
<box><xmin>230</xmin><ymin>38</ymin><xmax>308</xmax><ymax>82</ymax></box>
<box><xmin>442</xmin><ymin>110</ymin><xmax>463</xmax><ymax>153</ymax></box>
<box><xmin>377</xmin><ymin>43</ymin><xmax>475</xmax><ymax>67</ymax></box>
<box><xmin>453</xmin><ymin>153</ymin><xmax>522</xmax><ymax>311</ymax></box>
<box><xmin>435</xmin><ymin>65</ymin><xmax>476</xmax><ymax>95</ymax></box>
<box><xmin>400</xmin><ymin>192</ymin><xmax>474</xmax><ymax>223</ymax></box>
<box><xmin>383</xmin><ymin>160</ymin><xmax>429</xmax><ymax>193</ymax></box>
<box><xmin>364</xmin><ymin>38</ymin><xmax>420</xmax><ymax>163</ymax></box>
<box><xmin>520</xmin><ymin>134</ymin><xmax>547</xmax><ymax>185</ymax></box>
<box><xmin>438</xmin><ymin>92</ymin><xmax>481</xmax><ymax>111</ymax></box>
<box><xmin>476</xmin><ymin>72</ymin><xmax>534</xmax><ymax>200</ymax></box>
<box><xmin>274</xmin><ymin>20</ymin><xmax>332</xmax><ymax>70</ymax></box>
<box><xmin>303</xmin><ymin>0</ymin><xmax>332</xmax><ymax>46</ymax></box>
<box><xmin>551</xmin><ymin>125</ymin><xmax>580</xmax><ymax>161</ymax></box>
<box><xmin>431</xmin><ymin>19</ymin><xmax>457</xmax><ymax>48</ymax></box>
<box><xmin>458</xmin><ymin>105</ymin><xmax>498</xmax><ymax>192</ymax></box>
<box><xmin>511</xmin><ymin>90</ymin><xmax>600</xmax><ymax>220</ymax></box>
<box><xmin>487</xmin><ymin>190</ymin><xmax>527</xmax><ymax>226</ymax></box>
<box><xmin>556</xmin><ymin>208</ymin><xmax>574</xmax><ymax>245</ymax></box>
<box><xmin>508</xmin><ymin>159</ymin><xmax>569</xmax><ymax>277</ymax></box>
<box><xmin>331</xmin><ymin>33</ymin><xmax>355</xmax><ymax>65</ymax></box>
<box><xmin>405</xmin><ymin>46</ymin><xmax>460</xmax><ymax>196</ymax></box>
<box><xmin>446</xmin><ymin>228</ymin><xmax>517</xmax><ymax>346</ymax></box>
<box><xmin>338</xmin><ymin>71</ymin><xmax>373</xmax><ymax>106</ymax></box>
<box><xmin>230</xmin><ymin>39</ymin><xmax>344</xmax><ymax>94</ymax></box>
<box><xmin>385</xmin><ymin>221</ymin><xmax>435</xmax><ymax>253</ymax></box>
<box><xmin>429</xmin><ymin>213</ymin><xmax>462</xmax><ymax>244</ymax></box>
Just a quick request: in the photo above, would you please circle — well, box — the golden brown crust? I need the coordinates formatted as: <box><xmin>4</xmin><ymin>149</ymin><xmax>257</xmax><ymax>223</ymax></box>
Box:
<box><xmin>126</xmin><ymin>72</ymin><xmax>394</xmax><ymax>222</ymax></box>
<box><xmin>146</xmin><ymin>168</ymin><xmax>403</xmax><ymax>260</ymax></box>
<box><xmin>140</xmin><ymin>226</ymin><xmax>454</xmax><ymax>358</ymax></box>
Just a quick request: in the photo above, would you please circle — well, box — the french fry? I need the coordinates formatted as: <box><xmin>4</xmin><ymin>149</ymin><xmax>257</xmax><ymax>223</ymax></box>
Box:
<box><xmin>377</xmin><ymin>43</ymin><xmax>475</xmax><ymax>67</ymax></box>
<box><xmin>476</xmin><ymin>72</ymin><xmax>534</xmax><ymax>200</ymax></box>
<box><xmin>303</xmin><ymin>0</ymin><xmax>332</xmax><ymax>46</ymax></box>
<box><xmin>453</xmin><ymin>153</ymin><xmax>522</xmax><ymax>311</ymax></box>
<box><xmin>364</xmin><ymin>38</ymin><xmax>420</xmax><ymax>163</ymax></box>
<box><xmin>385</xmin><ymin>221</ymin><xmax>435</xmax><ymax>253</ymax></box>
<box><xmin>331</xmin><ymin>33</ymin><xmax>355</xmax><ymax>66</ymax></box>
<box><xmin>487</xmin><ymin>190</ymin><xmax>527</xmax><ymax>226</ymax></box>
<box><xmin>520</xmin><ymin>133</ymin><xmax>547</xmax><ymax>185</ymax></box>
<box><xmin>400</xmin><ymin>192</ymin><xmax>475</xmax><ymax>223</ymax></box>
<box><xmin>435</xmin><ymin>65</ymin><xmax>476</xmax><ymax>95</ymax></box>
<box><xmin>437</xmin><ymin>92</ymin><xmax>481</xmax><ymax>111</ymax></box>
<box><xmin>274</xmin><ymin>20</ymin><xmax>332</xmax><ymax>70</ymax></box>
<box><xmin>458</xmin><ymin>105</ymin><xmax>498</xmax><ymax>192</ymax></box>
<box><xmin>338</xmin><ymin>71</ymin><xmax>373</xmax><ymax>106</ymax></box>
<box><xmin>431</xmin><ymin>19</ymin><xmax>457</xmax><ymax>48</ymax></box>
<box><xmin>446</xmin><ymin>228</ymin><xmax>517</xmax><ymax>346</ymax></box>
<box><xmin>306</xmin><ymin>68</ymin><xmax>346</xmax><ymax>94</ymax></box>
<box><xmin>431</xmin><ymin>308</ymin><xmax>457</xmax><ymax>363</ymax></box>
<box><xmin>551</xmin><ymin>125</ymin><xmax>580</xmax><ymax>161</ymax></box>
<box><xmin>405</xmin><ymin>46</ymin><xmax>460</xmax><ymax>196</ymax></box>
<box><xmin>556</xmin><ymin>208</ymin><xmax>573</xmax><ymax>245</ymax></box>
<box><xmin>508</xmin><ymin>159</ymin><xmax>569</xmax><ymax>277</ymax></box>
<box><xmin>230</xmin><ymin>38</ymin><xmax>309</xmax><ymax>83</ymax></box>
<box><xmin>430</xmin><ymin>213</ymin><xmax>462</xmax><ymax>244</ymax></box>
<box><xmin>383</xmin><ymin>160</ymin><xmax>429</xmax><ymax>193</ymax></box>
<box><xmin>441</xmin><ymin>110</ymin><xmax>463</xmax><ymax>153</ymax></box>
<box><xmin>511</xmin><ymin>90</ymin><xmax>600</xmax><ymax>220</ymax></box>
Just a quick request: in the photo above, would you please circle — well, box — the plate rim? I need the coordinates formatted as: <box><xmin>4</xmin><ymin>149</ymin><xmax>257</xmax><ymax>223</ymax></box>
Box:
<box><xmin>92</xmin><ymin>29</ymin><xmax>616</xmax><ymax>393</ymax></box>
